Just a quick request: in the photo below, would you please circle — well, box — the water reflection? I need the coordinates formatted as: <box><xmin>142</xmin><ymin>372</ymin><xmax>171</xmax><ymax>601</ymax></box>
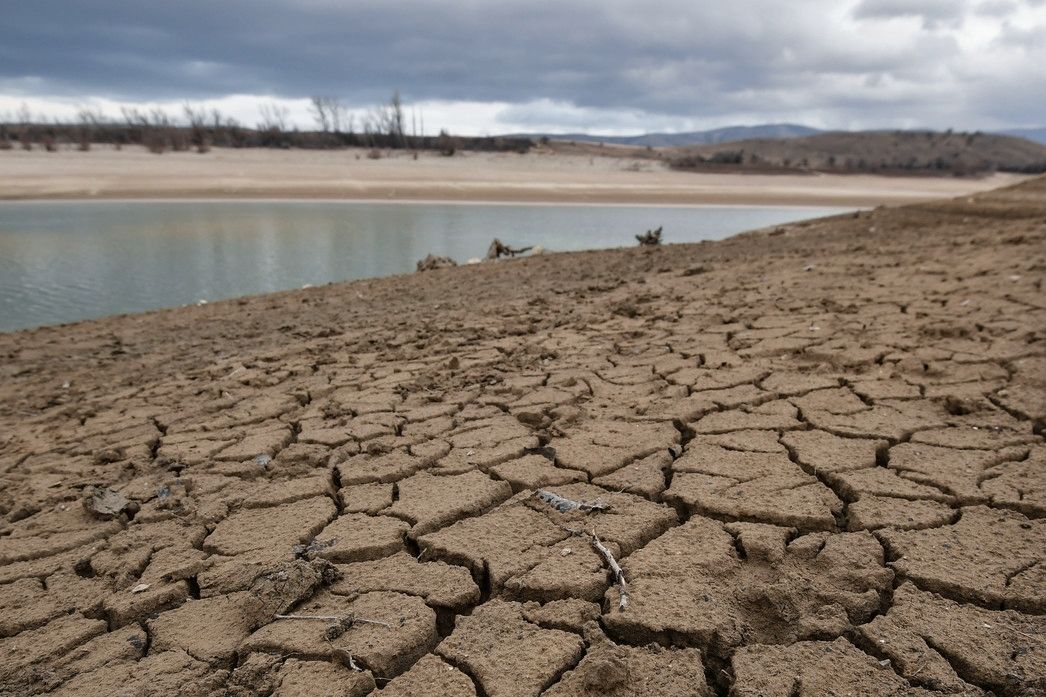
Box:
<box><xmin>0</xmin><ymin>201</ymin><xmax>848</xmax><ymax>331</ymax></box>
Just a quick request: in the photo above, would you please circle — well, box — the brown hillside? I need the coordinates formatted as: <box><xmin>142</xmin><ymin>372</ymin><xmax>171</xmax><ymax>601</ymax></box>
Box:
<box><xmin>670</xmin><ymin>130</ymin><xmax>1046</xmax><ymax>175</ymax></box>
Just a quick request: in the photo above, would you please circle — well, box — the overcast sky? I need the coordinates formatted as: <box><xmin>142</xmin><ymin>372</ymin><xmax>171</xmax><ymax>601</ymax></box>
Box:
<box><xmin>1</xmin><ymin>0</ymin><xmax>1044</xmax><ymax>135</ymax></box>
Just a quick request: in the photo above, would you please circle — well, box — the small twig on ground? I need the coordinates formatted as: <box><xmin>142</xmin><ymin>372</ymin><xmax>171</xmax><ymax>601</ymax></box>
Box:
<box><xmin>591</xmin><ymin>533</ymin><xmax>629</xmax><ymax>611</ymax></box>
<box><xmin>534</xmin><ymin>489</ymin><xmax>611</xmax><ymax>513</ymax></box>
<box><xmin>319</xmin><ymin>633</ymin><xmax>367</xmax><ymax>673</ymax></box>
<box><xmin>558</xmin><ymin>524</ymin><xmax>628</xmax><ymax>611</ymax></box>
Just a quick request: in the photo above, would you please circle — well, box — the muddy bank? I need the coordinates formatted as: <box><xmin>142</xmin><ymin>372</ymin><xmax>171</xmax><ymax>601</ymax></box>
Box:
<box><xmin>0</xmin><ymin>176</ymin><xmax>1044</xmax><ymax>695</ymax></box>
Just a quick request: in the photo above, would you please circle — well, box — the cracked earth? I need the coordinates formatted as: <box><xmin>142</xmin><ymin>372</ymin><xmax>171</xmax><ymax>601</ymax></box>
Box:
<box><xmin>1</xmin><ymin>177</ymin><xmax>1045</xmax><ymax>696</ymax></box>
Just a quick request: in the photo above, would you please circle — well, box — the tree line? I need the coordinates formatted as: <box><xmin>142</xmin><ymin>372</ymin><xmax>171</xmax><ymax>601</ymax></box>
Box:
<box><xmin>0</xmin><ymin>92</ymin><xmax>533</xmax><ymax>156</ymax></box>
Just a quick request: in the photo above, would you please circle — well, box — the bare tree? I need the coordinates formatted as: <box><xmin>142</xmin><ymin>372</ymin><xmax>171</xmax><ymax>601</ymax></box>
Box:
<box><xmin>16</xmin><ymin>103</ymin><xmax>32</xmax><ymax>126</ymax></box>
<box><xmin>75</xmin><ymin>107</ymin><xmax>105</xmax><ymax>151</ymax></box>
<box><xmin>258</xmin><ymin>103</ymin><xmax>289</xmax><ymax>133</ymax></box>
<box><xmin>411</xmin><ymin>106</ymin><xmax>417</xmax><ymax>149</ymax></box>
<box><xmin>0</xmin><ymin>111</ymin><xmax>11</xmax><ymax>150</ymax></box>
<box><xmin>17</xmin><ymin>103</ymin><xmax>32</xmax><ymax>150</ymax></box>
<box><xmin>330</xmin><ymin>100</ymin><xmax>347</xmax><ymax>134</ymax></box>
<box><xmin>148</xmin><ymin>108</ymin><xmax>171</xmax><ymax>128</ymax></box>
<box><xmin>183</xmin><ymin>103</ymin><xmax>211</xmax><ymax>153</ymax></box>
<box><xmin>310</xmin><ymin>96</ymin><xmax>330</xmax><ymax>132</ymax></box>
<box><xmin>310</xmin><ymin>96</ymin><xmax>348</xmax><ymax>135</ymax></box>
<box><xmin>121</xmin><ymin>106</ymin><xmax>148</xmax><ymax>128</ymax></box>
<box><xmin>387</xmin><ymin>90</ymin><xmax>405</xmax><ymax>146</ymax></box>
<box><xmin>362</xmin><ymin>91</ymin><xmax>407</xmax><ymax>146</ymax></box>
<box><xmin>362</xmin><ymin>108</ymin><xmax>382</xmax><ymax>146</ymax></box>
<box><xmin>139</xmin><ymin>108</ymin><xmax>174</xmax><ymax>154</ymax></box>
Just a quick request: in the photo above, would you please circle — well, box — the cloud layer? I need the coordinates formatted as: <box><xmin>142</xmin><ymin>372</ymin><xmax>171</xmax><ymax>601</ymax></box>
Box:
<box><xmin>1</xmin><ymin>0</ymin><xmax>1043</xmax><ymax>134</ymax></box>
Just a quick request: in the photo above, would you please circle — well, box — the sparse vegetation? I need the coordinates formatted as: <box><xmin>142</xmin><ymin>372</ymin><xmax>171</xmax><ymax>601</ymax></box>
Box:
<box><xmin>9</xmin><ymin>99</ymin><xmax>1038</xmax><ymax>175</ymax></box>
<box><xmin>668</xmin><ymin>130</ymin><xmax>1046</xmax><ymax>175</ymax></box>
<box><xmin>0</xmin><ymin>94</ymin><xmax>532</xmax><ymax>156</ymax></box>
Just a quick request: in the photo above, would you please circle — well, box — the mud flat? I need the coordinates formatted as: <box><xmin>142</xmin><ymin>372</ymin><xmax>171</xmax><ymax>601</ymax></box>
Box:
<box><xmin>0</xmin><ymin>176</ymin><xmax>1044</xmax><ymax>696</ymax></box>
<box><xmin>0</xmin><ymin>145</ymin><xmax>1028</xmax><ymax>206</ymax></box>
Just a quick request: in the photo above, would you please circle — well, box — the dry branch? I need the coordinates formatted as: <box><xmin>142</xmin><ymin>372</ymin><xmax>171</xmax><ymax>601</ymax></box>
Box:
<box><xmin>486</xmin><ymin>238</ymin><xmax>533</xmax><ymax>260</ymax></box>
<box><xmin>557</xmin><ymin>523</ymin><xmax>630</xmax><ymax>611</ymax></box>
<box><xmin>591</xmin><ymin>534</ymin><xmax>629</xmax><ymax>611</ymax></box>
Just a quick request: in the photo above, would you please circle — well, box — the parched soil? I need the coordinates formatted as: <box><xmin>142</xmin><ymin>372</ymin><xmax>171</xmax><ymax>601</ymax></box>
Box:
<box><xmin>1</xmin><ymin>176</ymin><xmax>1044</xmax><ymax>696</ymax></box>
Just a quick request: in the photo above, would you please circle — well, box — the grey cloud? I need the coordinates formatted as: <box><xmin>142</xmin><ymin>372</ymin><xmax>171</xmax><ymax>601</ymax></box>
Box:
<box><xmin>975</xmin><ymin>0</ymin><xmax>1020</xmax><ymax>16</ymax></box>
<box><xmin>993</xmin><ymin>22</ymin><xmax>1046</xmax><ymax>46</ymax></box>
<box><xmin>853</xmin><ymin>0</ymin><xmax>969</xmax><ymax>27</ymax></box>
<box><xmin>0</xmin><ymin>0</ymin><xmax>1043</xmax><ymax>130</ymax></box>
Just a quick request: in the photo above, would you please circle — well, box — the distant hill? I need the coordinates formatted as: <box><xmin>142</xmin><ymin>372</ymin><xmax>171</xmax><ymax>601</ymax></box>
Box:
<box><xmin>518</xmin><ymin>124</ymin><xmax>821</xmax><ymax>148</ymax></box>
<box><xmin>667</xmin><ymin>130</ymin><xmax>1046</xmax><ymax>175</ymax></box>
<box><xmin>519</xmin><ymin>124</ymin><xmax>1046</xmax><ymax>151</ymax></box>
<box><xmin>998</xmin><ymin>127</ymin><xmax>1046</xmax><ymax>146</ymax></box>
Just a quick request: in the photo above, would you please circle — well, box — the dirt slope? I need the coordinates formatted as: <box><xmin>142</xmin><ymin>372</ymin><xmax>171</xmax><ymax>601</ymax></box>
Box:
<box><xmin>0</xmin><ymin>176</ymin><xmax>1044</xmax><ymax>696</ymax></box>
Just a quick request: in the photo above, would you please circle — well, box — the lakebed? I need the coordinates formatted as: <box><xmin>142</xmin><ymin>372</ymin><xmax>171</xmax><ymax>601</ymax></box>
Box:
<box><xmin>0</xmin><ymin>175</ymin><xmax>1043</xmax><ymax>695</ymax></box>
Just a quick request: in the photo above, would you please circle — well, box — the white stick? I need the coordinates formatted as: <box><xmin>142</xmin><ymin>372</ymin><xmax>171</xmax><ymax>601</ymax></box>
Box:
<box><xmin>591</xmin><ymin>534</ymin><xmax>629</xmax><ymax>611</ymax></box>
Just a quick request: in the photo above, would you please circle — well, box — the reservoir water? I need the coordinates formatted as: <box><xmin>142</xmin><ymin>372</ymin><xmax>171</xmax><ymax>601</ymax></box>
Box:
<box><xmin>0</xmin><ymin>200</ymin><xmax>848</xmax><ymax>332</ymax></box>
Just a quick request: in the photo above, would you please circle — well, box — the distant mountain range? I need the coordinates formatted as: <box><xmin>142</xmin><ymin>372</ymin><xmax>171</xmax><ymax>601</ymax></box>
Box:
<box><xmin>999</xmin><ymin>127</ymin><xmax>1046</xmax><ymax>146</ymax></box>
<box><xmin>518</xmin><ymin>124</ymin><xmax>821</xmax><ymax>147</ymax></box>
<box><xmin>518</xmin><ymin>124</ymin><xmax>1046</xmax><ymax>147</ymax></box>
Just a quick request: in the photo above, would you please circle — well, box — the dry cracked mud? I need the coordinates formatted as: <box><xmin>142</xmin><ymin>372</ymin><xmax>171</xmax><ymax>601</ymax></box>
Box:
<box><xmin>1</xmin><ymin>176</ymin><xmax>1045</xmax><ymax>696</ymax></box>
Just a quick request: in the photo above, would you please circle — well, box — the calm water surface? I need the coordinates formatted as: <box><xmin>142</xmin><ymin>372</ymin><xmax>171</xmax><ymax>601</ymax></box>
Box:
<box><xmin>0</xmin><ymin>201</ymin><xmax>849</xmax><ymax>332</ymax></box>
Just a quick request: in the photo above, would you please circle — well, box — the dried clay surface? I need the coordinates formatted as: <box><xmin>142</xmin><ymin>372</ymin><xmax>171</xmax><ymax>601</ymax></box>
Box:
<box><xmin>1</xmin><ymin>176</ymin><xmax>1045</xmax><ymax>696</ymax></box>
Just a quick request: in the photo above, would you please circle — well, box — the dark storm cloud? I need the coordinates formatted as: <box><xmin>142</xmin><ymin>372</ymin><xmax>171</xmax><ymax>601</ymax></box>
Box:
<box><xmin>1</xmin><ymin>0</ymin><xmax>1043</xmax><ymax>129</ymax></box>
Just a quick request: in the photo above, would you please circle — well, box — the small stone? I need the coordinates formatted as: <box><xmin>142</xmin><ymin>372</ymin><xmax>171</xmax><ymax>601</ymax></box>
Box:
<box><xmin>83</xmin><ymin>486</ymin><xmax>131</xmax><ymax>519</ymax></box>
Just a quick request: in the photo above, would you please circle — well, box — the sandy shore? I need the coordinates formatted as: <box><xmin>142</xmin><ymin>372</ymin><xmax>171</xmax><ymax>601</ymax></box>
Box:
<box><xmin>0</xmin><ymin>145</ymin><xmax>1028</xmax><ymax>206</ymax></box>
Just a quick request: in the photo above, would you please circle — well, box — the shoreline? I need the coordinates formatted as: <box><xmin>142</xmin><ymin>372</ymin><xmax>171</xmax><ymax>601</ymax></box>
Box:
<box><xmin>0</xmin><ymin>196</ymin><xmax>860</xmax><ymax>210</ymax></box>
<box><xmin>0</xmin><ymin>146</ymin><xmax>1027</xmax><ymax>207</ymax></box>
<box><xmin>0</xmin><ymin>202</ymin><xmax>856</xmax><ymax>335</ymax></box>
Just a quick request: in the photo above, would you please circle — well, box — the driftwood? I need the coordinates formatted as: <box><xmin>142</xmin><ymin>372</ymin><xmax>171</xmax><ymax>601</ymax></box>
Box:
<box><xmin>416</xmin><ymin>254</ymin><xmax>457</xmax><ymax>272</ymax></box>
<box><xmin>591</xmin><ymin>534</ymin><xmax>629</xmax><ymax>611</ymax></box>
<box><xmin>534</xmin><ymin>489</ymin><xmax>610</xmax><ymax>513</ymax></box>
<box><xmin>486</xmin><ymin>238</ymin><xmax>533</xmax><ymax>260</ymax></box>
<box><xmin>635</xmin><ymin>226</ymin><xmax>662</xmax><ymax>246</ymax></box>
